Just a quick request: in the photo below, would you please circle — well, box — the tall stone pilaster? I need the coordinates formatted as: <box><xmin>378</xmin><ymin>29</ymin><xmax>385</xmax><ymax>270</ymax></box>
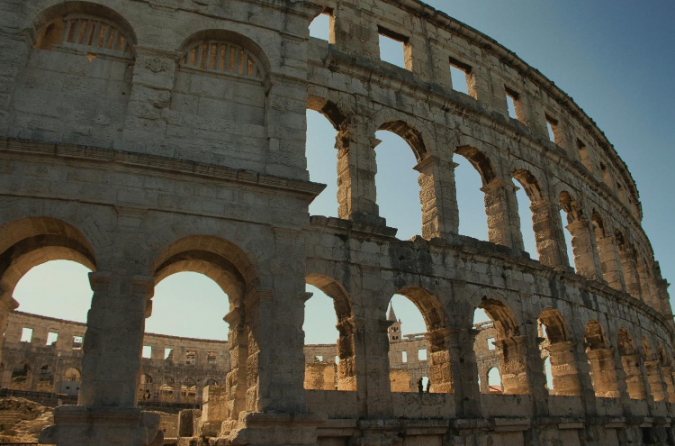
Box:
<box><xmin>530</xmin><ymin>200</ymin><xmax>569</xmax><ymax>268</ymax></box>
<box><xmin>414</xmin><ymin>156</ymin><xmax>459</xmax><ymax>240</ymax></box>
<box><xmin>566</xmin><ymin>219</ymin><xmax>603</xmax><ymax>280</ymax></box>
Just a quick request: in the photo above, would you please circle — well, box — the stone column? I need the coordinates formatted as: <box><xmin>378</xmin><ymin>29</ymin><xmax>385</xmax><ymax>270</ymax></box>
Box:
<box><xmin>336</xmin><ymin>117</ymin><xmax>385</xmax><ymax>226</ymax></box>
<box><xmin>481</xmin><ymin>179</ymin><xmax>522</xmax><ymax>250</ymax></box>
<box><xmin>618</xmin><ymin>245</ymin><xmax>641</xmax><ymax>299</ymax></box>
<box><xmin>620</xmin><ymin>354</ymin><xmax>648</xmax><ymax>400</ymax></box>
<box><xmin>336</xmin><ymin>317</ymin><xmax>358</xmax><ymax>391</ymax></box>
<box><xmin>586</xmin><ymin>348</ymin><xmax>621</xmax><ymax>398</ymax></box>
<box><xmin>425</xmin><ymin>328</ymin><xmax>453</xmax><ymax>394</ymax></box>
<box><xmin>495</xmin><ymin>336</ymin><xmax>530</xmax><ymax>395</ymax></box>
<box><xmin>547</xmin><ymin>341</ymin><xmax>582</xmax><ymax>396</ymax></box>
<box><xmin>661</xmin><ymin>366</ymin><xmax>675</xmax><ymax>403</ymax></box>
<box><xmin>414</xmin><ymin>157</ymin><xmax>459</xmax><ymax>240</ymax></box>
<box><xmin>644</xmin><ymin>359</ymin><xmax>667</xmax><ymax>402</ymax></box>
<box><xmin>363</xmin><ymin>317</ymin><xmax>395</xmax><ymax>417</ymax></box>
<box><xmin>637</xmin><ymin>263</ymin><xmax>656</xmax><ymax>307</ymax></box>
<box><xmin>0</xmin><ymin>290</ymin><xmax>19</xmax><ymax>365</ymax></box>
<box><xmin>530</xmin><ymin>200</ymin><xmax>569</xmax><ymax>268</ymax></box>
<box><xmin>222</xmin><ymin>307</ymin><xmax>247</xmax><ymax>432</ymax></box>
<box><xmin>566</xmin><ymin>219</ymin><xmax>603</xmax><ymax>280</ymax></box>
<box><xmin>40</xmin><ymin>272</ymin><xmax>161</xmax><ymax>446</ymax></box>
<box><xmin>596</xmin><ymin>236</ymin><xmax>626</xmax><ymax>292</ymax></box>
<box><xmin>447</xmin><ymin>328</ymin><xmax>482</xmax><ymax>417</ymax></box>
<box><xmin>121</xmin><ymin>47</ymin><xmax>180</xmax><ymax>157</ymax></box>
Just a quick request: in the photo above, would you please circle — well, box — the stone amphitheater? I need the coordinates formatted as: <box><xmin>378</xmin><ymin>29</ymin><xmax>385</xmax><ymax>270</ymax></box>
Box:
<box><xmin>0</xmin><ymin>0</ymin><xmax>673</xmax><ymax>444</ymax></box>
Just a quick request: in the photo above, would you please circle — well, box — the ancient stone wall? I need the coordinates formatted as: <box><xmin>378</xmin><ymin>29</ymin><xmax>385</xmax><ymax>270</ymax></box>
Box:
<box><xmin>0</xmin><ymin>0</ymin><xmax>673</xmax><ymax>444</ymax></box>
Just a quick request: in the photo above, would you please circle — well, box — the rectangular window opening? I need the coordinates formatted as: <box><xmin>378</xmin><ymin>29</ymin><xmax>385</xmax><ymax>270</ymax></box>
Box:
<box><xmin>21</xmin><ymin>327</ymin><xmax>33</xmax><ymax>343</ymax></box>
<box><xmin>142</xmin><ymin>345</ymin><xmax>152</xmax><ymax>359</ymax></box>
<box><xmin>402</xmin><ymin>351</ymin><xmax>408</xmax><ymax>363</ymax></box>
<box><xmin>309</xmin><ymin>9</ymin><xmax>334</xmax><ymax>43</ymax></box>
<box><xmin>577</xmin><ymin>138</ymin><xmax>593</xmax><ymax>171</ymax></box>
<box><xmin>46</xmin><ymin>332</ymin><xmax>59</xmax><ymax>346</ymax></box>
<box><xmin>207</xmin><ymin>352</ymin><xmax>217</xmax><ymax>364</ymax></box>
<box><xmin>505</xmin><ymin>87</ymin><xmax>521</xmax><ymax>121</ymax></box>
<box><xmin>72</xmin><ymin>336</ymin><xmax>83</xmax><ymax>349</ymax></box>
<box><xmin>487</xmin><ymin>337</ymin><xmax>496</xmax><ymax>351</ymax></box>
<box><xmin>418</xmin><ymin>348</ymin><xmax>428</xmax><ymax>361</ymax></box>
<box><xmin>545</xmin><ymin>115</ymin><xmax>559</xmax><ymax>143</ymax></box>
<box><xmin>378</xmin><ymin>26</ymin><xmax>410</xmax><ymax>70</ymax></box>
<box><xmin>164</xmin><ymin>348</ymin><xmax>173</xmax><ymax>360</ymax></box>
<box><xmin>449</xmin><ymin>57</ymin><xmax>474</xmax><ymax>97</ymax></box>
<box><xmin>315</xmin><ymin>355</ymin><xmax>323</xmax><ymax>362</ymax></box>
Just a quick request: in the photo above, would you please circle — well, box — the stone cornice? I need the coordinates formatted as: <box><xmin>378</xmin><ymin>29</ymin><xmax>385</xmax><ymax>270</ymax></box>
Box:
<box><xmin>0</xmin><ymin>139</ymin><xmax>326</xmax><ymax>202</ymax></box>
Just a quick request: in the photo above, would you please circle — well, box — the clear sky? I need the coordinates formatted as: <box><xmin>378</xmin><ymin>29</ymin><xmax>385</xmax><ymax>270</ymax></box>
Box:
<box><xmin>12</xmin><ymin>1</ymin><xmax>675</xmax><ymax>345</ymax></box>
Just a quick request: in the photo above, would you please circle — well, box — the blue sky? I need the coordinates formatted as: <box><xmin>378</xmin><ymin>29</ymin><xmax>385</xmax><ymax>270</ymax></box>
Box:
<box><xmin>12</xmin><ymin>1</ymin><xmax>675</xmax><ymax>344</ymax></box>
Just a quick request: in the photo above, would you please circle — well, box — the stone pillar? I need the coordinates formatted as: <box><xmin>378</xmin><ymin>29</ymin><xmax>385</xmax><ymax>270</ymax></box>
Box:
<box><xmin>620</xmin><ymin>354</ymin><xmax>648</xmax><ymax>400</ymax></box>
<box><xmin>618</xmin><ymin>245</ymin><xmax>641</xmax><ymax>300</ymax></box>
<box><xmin>596</xmin><ymin>236</ymin><xmax>626</xmax><ymax>292</ymax></box>
<box><xmin>121</xmin><ymin>47</ymin><xmax>180</xmax><ymax>158</ymax></box>
<box><xmin>424</xmin><ymin>328</ymin><xmax>452</xmax><ymax>394</ymax></box>
<box><xmin>637</xmin><ymin>263</ymin><xmax>656</xmax><ymax>307</ymax></box>
<box><xmin>644</xmin><ymin>359</ymin><xmax>667</xmax><ymax>402</ymax></box>
<box><xmin>566</xmin><ymin>219</ymin><xmax>603</xmax><ymax>280</ymax></box>
<box><xmin>0</xmin><ymin>291</ymin><xmax>19</xmax><ymax>365</ymax></box>
<box><xmin>363</xmin><ymin>317</ymin><xmax>394</xmax><ymax>417</ymax></box>
<box><xmin>530</xmin><ymin>200</ymin><xmax>568</xmax><ymax>268</ymax></box>
<box><xmin>40</xmin><ymin>272</ymin><xmax>161</xmax><ymax>446</ymax></box>
<box><xmin>222</xmin><ymin>307</ymin><xmax>247</xmax><ymax>431</ymax></box>
<box><xmin>661</xmin><ymin>366</ymin><xmax>675</xmax><ymax>403</ymax></box>
<box><xmin>336</xmin><ymin>317</ymin><xmax>358</xmax><ymax>391</ymax></box>
<box><xmin>447</xmin><ymin>328</ymin><xmax>482</xmax><ymax>417</ymax></box>
<box><xmin>481</xmin><ymin>179</ymin><xmax>522</xmax><ymax>250</ymax></box>
<box><xmin>336</xmin><ymin>117</ymin><xmax>385</xmax><ymax>226</ymax></box>
<box><xmin>495</xmin><ymin>336</ymin><xmax>530</xmax><ymax>395</ymax></box>
<box><xmin>414</xmin><ymin>157</ymin><xmax>459</xmax><ymax>240</ymax></box>
<box><xmin>547</xmin><ymin>341</ymin><xmax>583</xmax><ymax>396</ymax></box>
<box><xmin>586</xmin><ymin>348</ymin><xmax>621</xmax><ymax>398</ymax></box>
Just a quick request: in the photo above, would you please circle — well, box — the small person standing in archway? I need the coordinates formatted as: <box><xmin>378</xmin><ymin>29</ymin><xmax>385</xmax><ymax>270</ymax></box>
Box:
<box><xmin>417</xmin><ymin>378</ymin><xmax>424</xmax><ymax>393</ymax></box>
<box><xmin>426</xmin><ymin>379</ymin><xmax>432</xmax><ymax>393</ymax></box>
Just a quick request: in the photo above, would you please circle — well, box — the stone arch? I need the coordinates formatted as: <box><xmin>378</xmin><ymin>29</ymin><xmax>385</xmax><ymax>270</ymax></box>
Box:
<box><xmin>138</xmin><ymin>373</ymin><xmax>153</xmax><ymax>401</ymax></box>
<box><xmin>455</xmin><ymin>146</ymin><xmax>497</xmax><ymax>186</ymax></box>
<box><xmin>513</xmin><ymin>169</ymin><xmax>544</xmax><ymax>202</ymax></box>
<box><xmin>150</xmin><ymin>235</ymin><xmax>260</xmax><ymax>421</ymax></box>
<box><xmin>388</xmin><ymin>286</ymin><xmax>451</xmax><ymax>393</ymax></box>
<box><xmin>614</xmin><ymin>228</ymin><xmax>641</xmax><ymax>299</ymax></box>
<box><xmin>0</xmin><ymin>217</ymin><xmax>97</xmax><ymax>357</ymax></box>
<box><xmin>584</xmin><ymin>320</ymin><xmax>620</xmax><ymax>397</ymax></box>
<box><xmin>178</xmin><ymin>29</ymin><xmax>270</xmax><ymax>80</ymax></box>
<box><xmin>558</xmin><ymin>190</ymin><xmax>584</xmax><ymax>223</ymax></box>
<box><xmin>558</xmin><ymin>191</ymin><xmax>602</xmax><ymax>279</ymax></box>
<box><xmin>370</xmin><ymin>110</ymin><xmax>434</xmax><ymax>162</ymax></box>
<box><xmin>181</xmin><ymin>377</ymin><xmax>198</xmax><ymax>403</ymax></box>
<box><xmin>475</xmin><ymin>298</ymin><xmax>528</xmax><ymax>395</ymax></box>
<box><xmin>591</xmin><ymin>210</ymin><xmax>625</xmax><ymax>290</ymax></box>
<box><xmin>657</xmin><ymin>343</ymin><xmax>675</xmax><ymax>403</ymax></box>
<box><xmin>32</xmin><ymin>1</ymin><xmax>137</xmax><ymax>57</ymax></box>
<box><xmin>537</xmin><ymin>308</ymin><xmax>581</xmax><ymax>396</ymax></box>
<box><xmin>306</xmin><ymin>273</ymin><xmax>356</xmax><ymax>391</ymax></box>
<box><xmin>10</xmin><ymin>364</ymin><xmax>31</xmax><ymax>390</ymax></box>
<box><xmin>486</xmin><ymin>366</ymin><xmax>503</xmax><ymax>394</ymax></box>
<box><xmin>307</xmin><ymin>95</ymin><xmax>349</xmax><ymax>131</ymax></box>
<box><xmin>617</xmin><ymin>327</ymin><xmax>647</xmax><ymax>400</ymax></box>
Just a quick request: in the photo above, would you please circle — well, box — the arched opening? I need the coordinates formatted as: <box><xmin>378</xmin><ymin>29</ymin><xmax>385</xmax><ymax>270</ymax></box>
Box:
<box><xmin>584</xmin><ymin>320</ymin><xmax>620</xmax><ymax>398</ymax></box>
<box><xmin>455</xmin><ymin>146</ymin><xmax>510</xmax><ymax>246</ymax></box>
<box><xmin>487</xmin><ymin>367</ymin><xmax>502</xmax><ymax>394</ymax></box>
<box><xmin>0</xmin><ymin>217</ymin><xmax>96</xmax><ymax>396</ymax></box>
<box><xmin>558</xmin><ymin>191</ymin><xmax>581</xmax><ymax>273</ymax></box>
<box><xmin>473</xmin><ymin>309</ymin><xmax>501</xmax><ymax>394</ymax></box>
<box><xmin>374</xmin><ymin>124</ymin><xmax>425</xmax><ymax>240</ymax></box>
<box><xmin>181</xmin><ymin>378</ymin><xmax>198</xmax><ymax>404</ymax></box>
<box><xmin>512</xmin><ymin>175</ymin><xmax>538</xmax><ymax>260</ymax></box>
<box><xmin>386</xmin><ymin>289</ymin><xmax>451</xmax><ymax>394</ymax></box>
<box><xmin>537</xmin><ymin>308</ymin><xmax>581</xmax><ymax>396</ymax></box>
<box><xmin>306</xmin><ymin>98</ymin><xmax>343</xmax><ymax>219</ymax></box>
<box><xmin>473</xmin><ymin>299</ymin><xmax>528</xmax><ymax>394</ymax></box>
<box><xmin>60</xmin><ymin>367</ymin><xmax>81</xmax><ymax>397</ymax></box>
<box><xmin>303</xmin><ymin>274</ymin><xmax>354</xmax><ymax>391</ymax></box>
<box><xmin>149</xmin><ymin>236</ymin><xmax>257</xmax><ymax>423</ymax></box>
<box><xmin>512</xmin><ymin>170</ymin><xmax>548</xmax><ymax>261</ymax></box>
<box><xmin>642</xmin><ymin>337</ymin><xmax>666</xmax><ymax>402</ymax></box>
<box><xmin>138</xmin><ymin>374</ymin><xmax>153</xmax><ymax>401</ymax></box>
<box><xmin>617</xmin><ymin>328</ymin><xmax>647</xmax><ymax>400</ymax></box>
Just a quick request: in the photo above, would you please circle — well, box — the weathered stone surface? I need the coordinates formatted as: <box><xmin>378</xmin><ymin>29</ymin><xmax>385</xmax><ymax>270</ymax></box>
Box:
<box><xmin>0</xmin><ymin>0</ymin><xmax>673</xmax><ymax>444</ymax></box>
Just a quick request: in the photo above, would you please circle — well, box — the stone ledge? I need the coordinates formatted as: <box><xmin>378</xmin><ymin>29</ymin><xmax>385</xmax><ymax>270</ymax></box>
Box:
<box><xmin>0</xmin><ymin>138</ymin><xmax>327</xmax><ymax>201</ymax></box>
